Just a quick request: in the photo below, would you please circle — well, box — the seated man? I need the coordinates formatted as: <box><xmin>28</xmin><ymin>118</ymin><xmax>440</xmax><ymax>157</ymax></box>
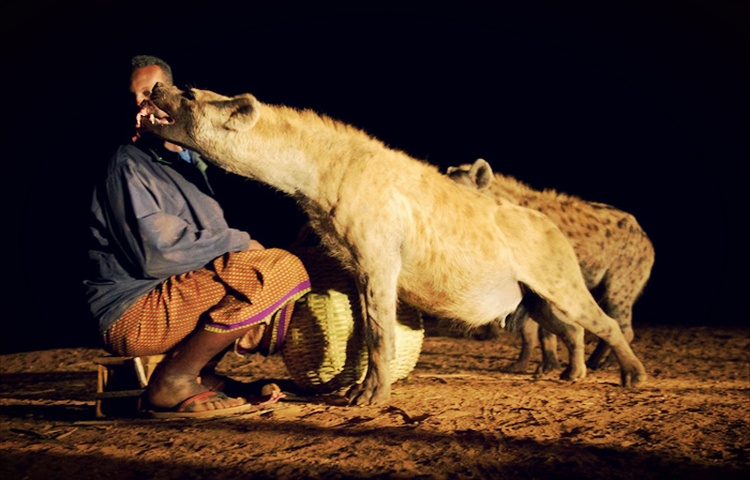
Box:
<box><xmin>83</xmin><ymin>55</ymin><xmax>310</xmax><ymax>418</ymax></box>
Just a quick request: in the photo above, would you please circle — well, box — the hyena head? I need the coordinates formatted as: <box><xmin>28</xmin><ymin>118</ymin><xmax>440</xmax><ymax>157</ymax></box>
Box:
<box><xmin>446</xmin><ymin>158</ymin><xmax>494</xmax><ymax>191</ymax></box>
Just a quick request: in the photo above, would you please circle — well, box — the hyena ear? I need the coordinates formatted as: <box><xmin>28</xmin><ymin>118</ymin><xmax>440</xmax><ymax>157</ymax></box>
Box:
<box><xmin>470</xmin><ymin>158</ymin><xmax>494</xmax><ymax>190</ymax></box>
<box><xmin>221</xmin><ymin>94</ymin><xmax>261</xmax><ymax>131</ymax></box>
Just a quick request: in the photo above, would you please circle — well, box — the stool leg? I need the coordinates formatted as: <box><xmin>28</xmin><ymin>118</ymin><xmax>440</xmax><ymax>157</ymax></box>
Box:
<box><xmin>133</xmin><ymin>357</ymin><xmax>149</xmax><ymax>388</ymax></box>
<box><xmin>95</xmin><ymin>364</ymin><xmax>108</xmax><ymax>418</ymax></box>
<box><xmin>94</xmin><ymin>355</ymin><xmax>167</xmax><ymax>417</ymax></box>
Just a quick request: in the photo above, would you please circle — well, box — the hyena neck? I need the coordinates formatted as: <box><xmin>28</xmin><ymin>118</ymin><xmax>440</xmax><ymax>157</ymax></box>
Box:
<box><xmin>215</xmin><ymin>103</ymin><xmax>384</xmax><ymax>209</ymax></box>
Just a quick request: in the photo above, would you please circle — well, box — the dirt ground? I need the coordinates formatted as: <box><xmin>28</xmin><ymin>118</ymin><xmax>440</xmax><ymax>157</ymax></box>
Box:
<box><xmin>1</xmin><ymin>321</ymin><xmax>748</xmax><ymax>480</ymax></box>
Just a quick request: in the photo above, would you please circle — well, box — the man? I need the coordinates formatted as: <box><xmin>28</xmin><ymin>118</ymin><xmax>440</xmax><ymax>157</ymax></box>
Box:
<box><xmin>83</xmin><ymin>55</ymin><xmax>311</xmax><ymax>418</ymax></box>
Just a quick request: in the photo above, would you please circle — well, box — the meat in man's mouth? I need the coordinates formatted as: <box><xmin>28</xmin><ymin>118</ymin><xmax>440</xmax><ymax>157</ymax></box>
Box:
<box><xmin>132</xmin><ymin>100</ymin><xmax>175</xmax><ymax>142</ymax></box>
<box><xmin>135</xmin><ymin>100</ymin><xmax>174</xmax><ymax>128</ymax></box>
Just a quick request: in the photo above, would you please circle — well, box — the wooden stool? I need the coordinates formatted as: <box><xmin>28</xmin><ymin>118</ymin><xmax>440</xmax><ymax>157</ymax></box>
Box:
<box><xmin>94</xmin><ymin>354</ymin><xmax>166</xmax><ymax>417</ymax></box>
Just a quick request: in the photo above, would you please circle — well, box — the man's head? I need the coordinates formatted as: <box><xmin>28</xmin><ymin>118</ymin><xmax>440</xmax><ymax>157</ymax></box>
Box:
<box><xmin>129</xmin><ymin>55</ymin><xmax>174</xmax><ymax>106</ymax></box>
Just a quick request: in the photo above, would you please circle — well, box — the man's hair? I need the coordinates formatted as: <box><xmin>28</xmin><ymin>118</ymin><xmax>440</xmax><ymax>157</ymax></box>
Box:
<box><xmin>130</xmin><ymin>55</ymin><xmax>174</xmax><ymax>85</ymax></box>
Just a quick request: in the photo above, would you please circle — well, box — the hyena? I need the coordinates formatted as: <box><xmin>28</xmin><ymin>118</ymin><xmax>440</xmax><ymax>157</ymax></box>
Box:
<box><xmin>138</xmin><ymin>84</ymin><xmax>648</xmax><ymax>405</ymax></box>
<box><xmin>447</xmin><ymin>158</ymin><xmax>655</xmax><ymax>373</ymax></box>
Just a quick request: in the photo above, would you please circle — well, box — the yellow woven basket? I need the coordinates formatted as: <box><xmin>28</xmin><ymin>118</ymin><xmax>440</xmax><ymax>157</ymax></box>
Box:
<box><xmin>282</xmin><ymin>248</ymin><xmax>424</xmax><ymax>394</ymax></box>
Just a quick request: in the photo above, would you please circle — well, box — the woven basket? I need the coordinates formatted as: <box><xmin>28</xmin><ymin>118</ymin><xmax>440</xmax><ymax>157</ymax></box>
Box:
<box><xmin>282</xmin><ymin>248</ymin><xmax>424</xmax><ymax>394</ymax></box>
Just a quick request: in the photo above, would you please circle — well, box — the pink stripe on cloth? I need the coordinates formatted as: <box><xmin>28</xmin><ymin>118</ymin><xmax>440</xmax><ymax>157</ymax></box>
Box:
<box><xmin>273</xmin><ymin>304</ymin><xmax>290</xmax><ymax>353</ymax></box>
<box><xmin>233</xmin><ymin>301</ymin><xmax>297</xmax><ymax>356</ymax></box>
<box><xmin>206</xmin><ymin>279</ymin><xmax>311</xmax><ymax>332</ymax></box>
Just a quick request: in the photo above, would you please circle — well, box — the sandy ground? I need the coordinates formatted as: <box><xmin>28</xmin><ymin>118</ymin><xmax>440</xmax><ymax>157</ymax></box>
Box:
<box><xmin>1</xmin><ymin>322</ymin><xmax>748</xmax><ymax>480</ymax></box>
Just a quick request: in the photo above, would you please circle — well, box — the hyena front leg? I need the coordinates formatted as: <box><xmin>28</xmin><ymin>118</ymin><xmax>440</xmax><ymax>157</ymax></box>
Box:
<box><xmin>345</xmin><ymin>257</ymin><xmax>401</xmax><ymax>406</ymax></box>
<box><xmin>537</xmin><ymin>325</ymin><xmax>562</xmax><ymax>374</ymax></box>
<box><xmin>504</xmin><ymin>318</ymin><xmax>537</xmax><ymax>373</ymax></box>
<box><xmin>504</xmin><ymin>318</ymin><xmax>562</xmax><ymax>374</ymax></box>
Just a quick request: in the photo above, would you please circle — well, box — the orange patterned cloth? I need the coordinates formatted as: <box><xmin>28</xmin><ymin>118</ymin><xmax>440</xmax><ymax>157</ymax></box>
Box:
<box><xmin>104</xmin><ymin>248</ymin><xmax>311</xmax><ymax>357</ymax></box>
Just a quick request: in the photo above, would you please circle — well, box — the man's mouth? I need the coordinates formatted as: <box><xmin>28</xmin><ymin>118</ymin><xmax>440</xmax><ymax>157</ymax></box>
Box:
<box><xmin>135</xmin><ymin>100</ymin><xmax>174</xmax><ymax>128</ymax></box>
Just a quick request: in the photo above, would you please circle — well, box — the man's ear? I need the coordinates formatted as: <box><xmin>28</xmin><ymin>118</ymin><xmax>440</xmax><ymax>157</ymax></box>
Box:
<box><xmin>470</xmin><ymin>158</ymin><xmax>494</xmax><ymax>190</ymax></box>
<box><xmin>221</xmin><ymin>94</ymin><xmax>261</xmax><ymax>131</ymax></box>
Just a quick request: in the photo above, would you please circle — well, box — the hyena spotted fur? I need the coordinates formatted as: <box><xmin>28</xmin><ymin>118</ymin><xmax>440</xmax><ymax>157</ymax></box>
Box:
<box><xmin>447</xmin><ymin>158</ymin><xmax>655</xmax><ymax>373</ymax></box>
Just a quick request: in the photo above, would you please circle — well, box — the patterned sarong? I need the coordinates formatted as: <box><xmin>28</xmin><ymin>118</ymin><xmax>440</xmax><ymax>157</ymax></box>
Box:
<box><xmin>104</xmin><ymin>248</ymin><xmax>311</xmax><ymax>357</ymax></box>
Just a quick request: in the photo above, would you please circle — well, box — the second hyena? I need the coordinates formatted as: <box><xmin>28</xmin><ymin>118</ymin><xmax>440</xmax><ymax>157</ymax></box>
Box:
<box><xmin>447</xmin><ymin>158</ymin><xmax>655</xmax><ymax>373</ymax></box>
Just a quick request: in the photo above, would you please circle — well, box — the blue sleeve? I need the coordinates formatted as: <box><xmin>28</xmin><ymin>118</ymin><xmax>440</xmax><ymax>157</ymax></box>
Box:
<box><xmin>108</xmin><ymin>148</ymin><xmax>250</xmax><ymax>279</ymax></box>
<box><xmin>135</xmin><ymin>211</ymin><xmax>250</xmax><ymax>278</ymax></box>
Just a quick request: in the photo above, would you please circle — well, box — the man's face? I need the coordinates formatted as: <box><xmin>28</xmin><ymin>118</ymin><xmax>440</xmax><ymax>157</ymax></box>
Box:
<box><xmin>129</xmin><ymin>65</ymin><xmax>171</xmax><ymax>106</ymax></box>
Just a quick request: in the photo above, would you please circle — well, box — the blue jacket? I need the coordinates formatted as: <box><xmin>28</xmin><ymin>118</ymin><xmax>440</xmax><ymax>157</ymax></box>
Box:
<box><xmin>84</xmin><ymin>141</ymin><xmax>250</xmax><ymax>335</ymax></box>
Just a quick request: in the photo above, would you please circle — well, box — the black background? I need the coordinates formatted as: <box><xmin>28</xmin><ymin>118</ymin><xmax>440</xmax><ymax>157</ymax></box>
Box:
<box><xmin>1</xmin><ymin>1</ymin><xmax>747</xmax><ymax>353</ymax></box>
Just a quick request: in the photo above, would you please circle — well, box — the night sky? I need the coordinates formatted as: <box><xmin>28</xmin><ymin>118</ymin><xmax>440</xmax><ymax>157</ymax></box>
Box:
<box><xmin>2</xmin><ymin>1</ymin><xmax>747</xmax><ymax>353</ymax></box>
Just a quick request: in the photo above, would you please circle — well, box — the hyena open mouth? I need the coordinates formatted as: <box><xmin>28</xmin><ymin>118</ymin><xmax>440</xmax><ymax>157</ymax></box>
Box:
<box><xmin>135</xmin><ymin>100</ymin><xmax>174</xmax><ymax>128</ymax></box>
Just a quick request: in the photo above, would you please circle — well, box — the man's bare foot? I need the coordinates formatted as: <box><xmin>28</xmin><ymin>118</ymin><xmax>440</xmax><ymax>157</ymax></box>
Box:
<box><xmin>147</xmin><ymin>390</ymin><xmax>253</xmax><ymax>418</ymax></box>
<box><xmin>198</xmin><ymin>371</ymin><xmax>250</xmax><ymax>396</ymax></box>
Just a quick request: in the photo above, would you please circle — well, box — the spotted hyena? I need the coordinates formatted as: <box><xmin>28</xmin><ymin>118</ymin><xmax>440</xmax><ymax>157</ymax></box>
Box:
<box><xmin>138</xmin><ymin>84</ymin><xmax>648</xmax><ymax>405</ymax></box>
<box><xmin>447</xmin><ymin>158</ymin><xmax>655</xmax><ymax>373</ymax></box>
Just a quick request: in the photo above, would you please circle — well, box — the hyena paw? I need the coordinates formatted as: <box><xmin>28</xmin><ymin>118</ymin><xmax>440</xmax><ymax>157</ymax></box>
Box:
<box><xmin>538</xmin><ymin>357</ymin><xmax>562</xmax><ymax>373</ymax></box>
<box><xmin>503</xmin><ymin>360</ymin><xmax>531</xmax><ymax>374</ymax></box>
<box><xmin>559</xmin><ymin>363</ymin><xmax>586</xmax><ymax>382</ymax></box>
<box><xmin>346</xmin><ymin>379</ymin><xmax>392</xmax><ymax>406</ymax></box>
<box><xmin>620</xmin><ymin>366</ymin><xmax>648</xmax><ymax>388</ymax></box>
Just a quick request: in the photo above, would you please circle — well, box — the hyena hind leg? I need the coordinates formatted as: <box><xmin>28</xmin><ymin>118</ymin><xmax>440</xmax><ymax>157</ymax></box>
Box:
<box><xmin>567</xmin><ymin>301</ymin><xmax>646</xmax><ymax>387</ymax></box>
<box><xmin>587</xmin><ymin>306</ymin><xmax>635</xmax><ymax>370</ymax></box>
